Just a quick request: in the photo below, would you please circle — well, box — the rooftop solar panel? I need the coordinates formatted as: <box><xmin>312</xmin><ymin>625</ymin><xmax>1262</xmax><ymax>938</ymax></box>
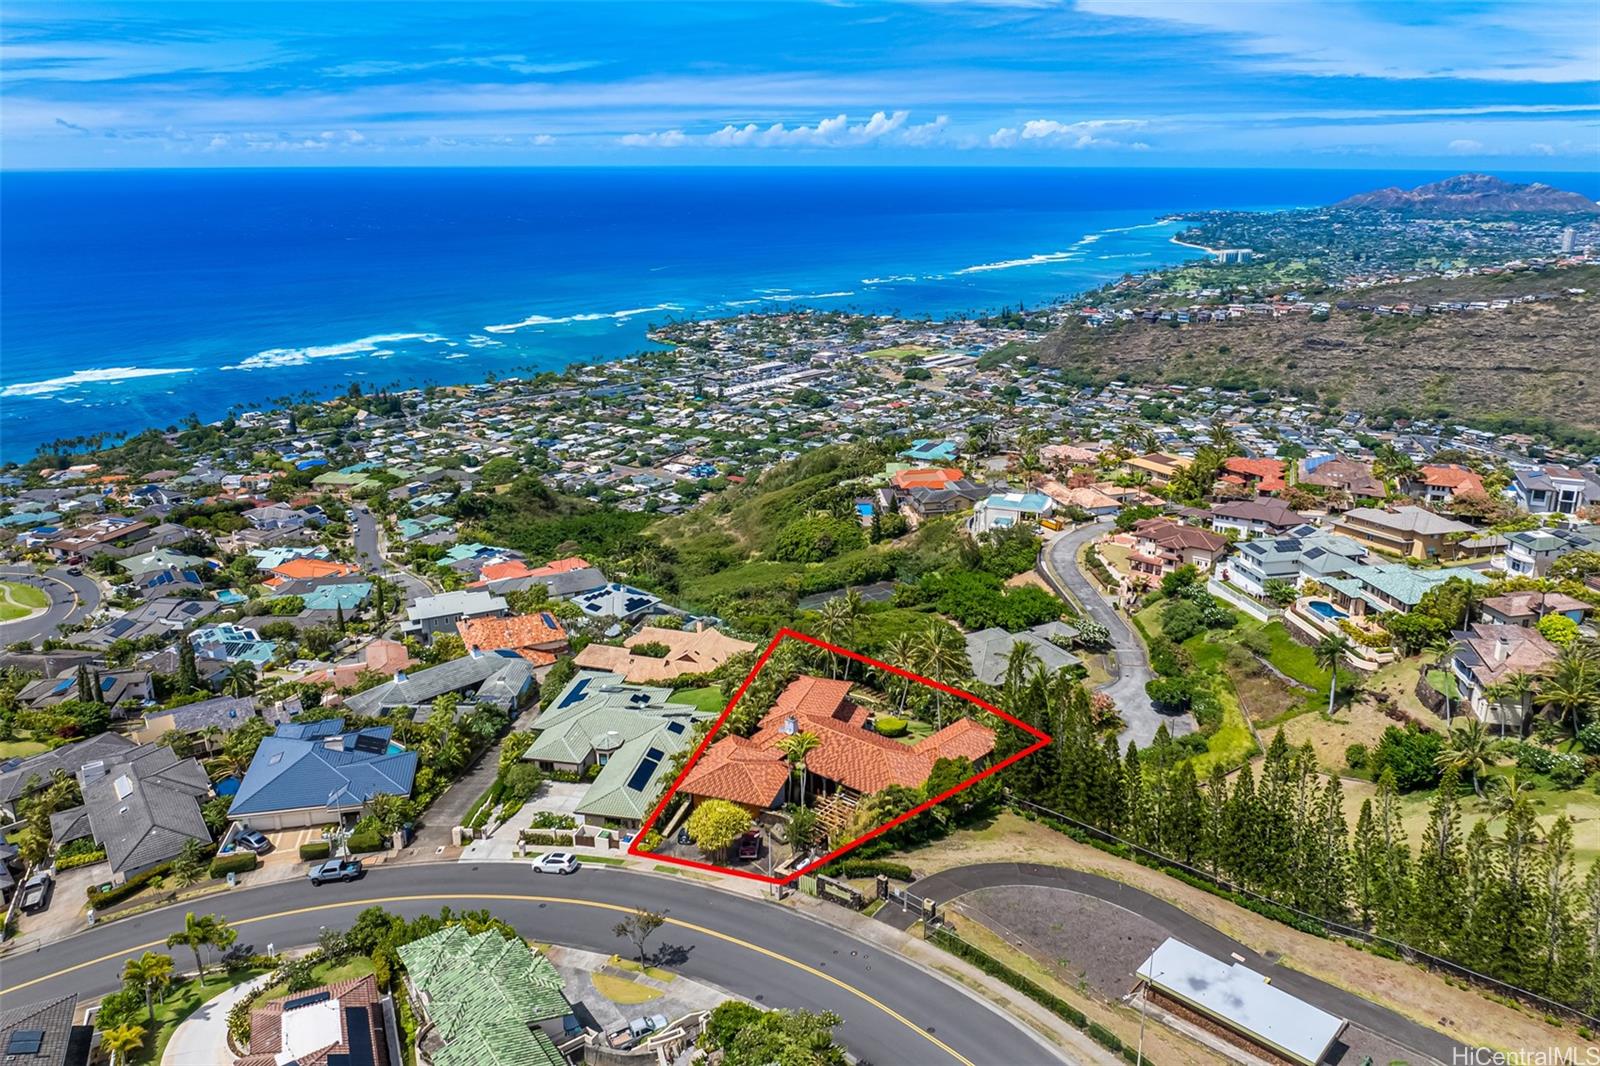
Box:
<box><xmin>558</xmin><ymin>677</ymin><xmax>592</xmax><ymax>709</ymax></box>
<box><xmin>666</xmin><ymin>721</ymin><xmax>686</xmax><ymax>734</ymax></box>
<box><xmin>352</xmin><ymin>733</ymin><xmax>389</xmax><ymax>755</ymax></box>
<box><xmin>6</xmin><ymin>1029</ymin><xmax>44</xmax><ymax>1055</ymax></box>
<box><xmin>283</xmin><ymin>990</ymin><xmax>332</xmax><ymax>1011</ymax></box>
<box><xmin>625</xmin><ymin>753</ymin><xmax>663</xmax><ymax>792</ymax></box>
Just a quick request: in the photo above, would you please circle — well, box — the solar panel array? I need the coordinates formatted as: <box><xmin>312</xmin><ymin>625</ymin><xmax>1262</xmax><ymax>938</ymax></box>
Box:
<box><xmin>283</xmin><ymin>990</ymin><xmax>332</xmax><ymax>1012</ymax></box>
<box><xmin>625</xmin><ymin>747</ymin><xmax>666</xmax><ymax>792</ymax></box>
<box><xmin>5</xmin><ymin>1029</ymin><xmax>44</xmax><ymax>1055</ymax></box>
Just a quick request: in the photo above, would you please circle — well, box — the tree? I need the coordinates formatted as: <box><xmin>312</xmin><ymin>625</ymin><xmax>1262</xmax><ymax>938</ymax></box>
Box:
<box><xmin>170</xmin><ymin>838</ymin><xmax>208</xmax><ymax>888</ymax></box>
<box><xmin>1538</xmin><ymin>613</ymin><xmax>1581</xmax><ymax>648</ymax></box>
<box><xmin>1436</xmin><ymin>719</ymin><xmax>1495</xmax><ymax>797</ymax></box>
<box><xmin>221</xmin><ymin>660</ymin><xmax>257</xmax><ymax>698</ymax></box>
<box><xmin>166</xmin><ymin>912</ymin><xmax>230</xmax><ymax>983</ymax></box>
<box><xmin>100</xmin><ymin>1022</ymin><xmax>146</xmax><ymax>1066</ymax></box>
<box><xmin>612</xmin><ymin>907</ymin><xmax>666</xmax><ymax>966</ymax></box>
<box><xmin>175</xmin><ymin>638</ymin><xmax>200</xmax><ymax>695</ymax></box>
<box><xmin>684</xmin><ymin>799</ymin><xmax>752</xmax><ymax>857</ymax></box>
<box><xmin>1314</xmin><ymin>634</ymin><xmax>1352</xmax><ymax>715</ymax></box>
<box><xmin>776</xmin><ymin>731</ymin><xmax>821</xmax><ymax>808</ymax></box>
<box><xmin>122</xmin><ymin>952</ymin><xmax>174</xmax><ymax>1025</ymax></box>
<box><xmin>917</xmin><ymin>620</ymin><xmax>969</xmax><ymax>729</ymax></box>
<box><xmin>1541</xmin><ymin>641</ymin><xmax>1599</xmax><ymax>736</ymax></box>
<box><xmin>718</xmin><ymin>1008</ymin><xmax>847</xmax><ymax>1066</ymax></box>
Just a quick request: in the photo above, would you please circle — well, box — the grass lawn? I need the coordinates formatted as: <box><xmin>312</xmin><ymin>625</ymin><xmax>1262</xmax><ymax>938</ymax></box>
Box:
<box><xmin>0</xmin><ymin>738</ymin><xmax>49</xmax><ymax>759</ymax></box>
<box><xmin>1252</xmin><ymin>621</ymin><xmax>1333</xmax><ymax>692</ymax></box>
<box><xmin>0</xmin><ymin>581</ymin><xmax>50</xmax><ymax>621</ymax></box>
<box><xmin>609</xmin><ymin>954</ymin><xmax>677</xmax><ymax>982</ymax></box>
<box><xmin>591</xmin><ymin>971</ymin><xmax>662</xmax><ymax>1005</ymax></box>
<box><xmin>861</xmin><ymin>344</ymin><xmax>931</xmax><ymax>360</ymax></box>
<box><xmin>133</xmin><ymin>966</ymin><xmax>272</xmax><ymax>1065</ymax></box>
<box><xmin>670</xmin><ymin>686</ymin><xmax>728</xmax><ymax>714</ymax></box>
<box><xmin>251</xmin><ymin>956</ymin><xmax>375</xmax><ymax>1007</ymax></box>
<box><xmin>1188</xmin><ymin>679</ymin><xmax>1259</xmax><ymax>774</ymax></box>
<box><xmin>579</xmin><ymin>854</ymin><xmax>627</xmax><ymax>865</ymax></box>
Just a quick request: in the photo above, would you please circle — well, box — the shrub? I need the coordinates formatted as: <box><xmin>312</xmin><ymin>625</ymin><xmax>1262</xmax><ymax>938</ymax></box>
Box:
<box><xmin>85</xmin><ymin>845</ymin><xmax>217</xmax><ymax>908</ymax></box>
<box><xmin>299</xmin><ymin>840</ymin><xmax>332</xmax><ymax>861</ymax></box>
<box><xmin>1345</xmin><ymin>743</ymin><xmax>1369</xmax><ymax>771</ymax></box>
<box><xmin>631</xmin><ymin>641</ymin><xmax>671</xmax><ymax>658</ymax></box>
<box><xmin>1579</xmin><ymin>723</ymin><xmax>1600</xmax><ymax>756</ymax></box>
<box><xmin>1372</xmin><ymin>725</ymin><xmax>1443</xmax><ymax>791</ymax></box>
<box><xmin>636</xmin><ymin>831</ymin><xmax>662</xmax><ymax>853</ymax></box>
<box><xmin>209</xmin><ymin>851</ymin><xmax>258</xmax><ymax>877</ymax></box>
<box><xmin>838</xmin><ymin>859</ymin><xmax>913</xmax><ymax>881</ymax></box>
<box><xmin>874</xmin><ymin>715</ymin><xmax>909</xmax><ymax>738</ymax></box>
<box><xmin>56</xmin><ymin>846</ymin><xmax>108</xmax><ymax>871</ymax></box>
<box><xmin>347</xmin><ymin>831</ymin><xmax>385</xmax><ymax>853</ymax></box>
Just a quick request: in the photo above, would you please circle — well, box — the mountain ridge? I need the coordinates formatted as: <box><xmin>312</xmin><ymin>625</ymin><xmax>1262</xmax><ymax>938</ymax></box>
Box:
<box><xmin>1334</xmin><ymin>173</ymin><xmax>1599</xmax><ymax>214</ymax></box>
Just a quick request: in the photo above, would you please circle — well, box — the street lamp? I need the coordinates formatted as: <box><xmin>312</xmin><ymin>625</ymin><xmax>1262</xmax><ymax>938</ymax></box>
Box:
<box><xmin>1135</xmin><ymin>958</ymin><xmax>1164</xmax><ymax>1066</ymax></box>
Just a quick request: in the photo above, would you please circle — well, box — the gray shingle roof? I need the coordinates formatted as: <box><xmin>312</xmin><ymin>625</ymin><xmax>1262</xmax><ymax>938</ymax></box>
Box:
<box><xmin>0</xmin><ymin>993</ymin><xmax>88</xmax><ymax>1066</ymax></box>
<box><xmin>0</xmin><ymin>733</ymin><xmax>137</xmax><ymax>807</ymax></box>
<box><xmin>343</xmin><ymin>652</ymin><xmax>532</xmax><ymax>715</ymax></box>
<box><xmin>965</xmin><ymin>625</ymin><xmax>1081</xmax><ymax>686</ymax></box>
<box><xmin>81</xmin><ymin>743</ymin><xmax>211</xmax><ymax>875</ymax></box>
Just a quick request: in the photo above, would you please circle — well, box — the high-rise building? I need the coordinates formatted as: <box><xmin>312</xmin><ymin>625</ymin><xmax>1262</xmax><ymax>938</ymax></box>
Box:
<box><xmin>1561</xmin><ymin>226</ymin><xmax>1576</xmax><ymax>253</ymax></box>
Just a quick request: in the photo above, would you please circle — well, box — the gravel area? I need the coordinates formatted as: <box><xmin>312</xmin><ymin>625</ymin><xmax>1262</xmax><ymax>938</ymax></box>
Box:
<box><xmin>955</xmin><ymin>884</ymin><xmax>1168</xmax><ymax>998</ymax></box>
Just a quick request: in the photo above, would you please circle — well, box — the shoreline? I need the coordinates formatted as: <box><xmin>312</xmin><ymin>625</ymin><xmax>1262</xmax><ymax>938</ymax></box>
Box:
<box><xmin>1168</xmin><ymin>236</ymin><xmax>1220</xmax><ymax>256</ymax></box>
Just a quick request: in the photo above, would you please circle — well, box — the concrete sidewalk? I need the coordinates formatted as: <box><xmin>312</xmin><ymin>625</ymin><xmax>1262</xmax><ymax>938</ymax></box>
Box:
<box><xmin>161</xmin><ymin>973</ymin><xmax>274</xmax><ymax>1066</ymax></box>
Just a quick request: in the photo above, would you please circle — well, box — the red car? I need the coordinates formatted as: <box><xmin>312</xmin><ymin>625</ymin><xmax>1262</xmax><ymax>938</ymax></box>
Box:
<box><xmin>737</xmin><ymin>832</ymin><xmax>761</xmax><ymax>861</ymax></box>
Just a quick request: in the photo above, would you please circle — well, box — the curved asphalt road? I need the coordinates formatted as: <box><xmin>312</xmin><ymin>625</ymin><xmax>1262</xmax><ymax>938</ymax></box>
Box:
<box><xmin>1038</xmin><ymin>524</ymin><xmax>1192</xmax><ymax>746</ymax></box>
<box><xmin>0</xmin><ymin>863</ymin><xmax>1066</xmax><ymax>1066</ymax></box>
<box><xmin>0</xmin><ymin>564</ymin><xmax>102</xmax><ymax>645</ymax></box>
<box><xmin>905</xmin><ymin>862</ymin><xmax>1460</xmax><ymax>1066</ymax></box>
<box><xmin>349</xmin><ymin>506</ymin><xmax>433</xmax><ymax>603</ymax></box>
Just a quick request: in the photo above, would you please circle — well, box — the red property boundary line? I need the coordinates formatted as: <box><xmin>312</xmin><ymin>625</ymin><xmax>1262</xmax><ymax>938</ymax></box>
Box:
<box><xmin>628</xmin><ymin>628</ymin><xmax>1052</xmax><ymax>885</ymax></box>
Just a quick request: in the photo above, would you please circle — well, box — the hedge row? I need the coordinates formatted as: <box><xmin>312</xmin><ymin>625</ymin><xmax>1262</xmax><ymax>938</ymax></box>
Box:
<box><xmin>56</xmin><ymin>847</ymin><xmax>108</xmax><ymax>871</ymax></box>
<box><xmin>837</xmin><ymin>859</ymin><xmax>914</xmax><ymax>881</ymax></box>
<box><xmin>87</xmin><ymin>844</ymin><xmax>218</xmax><ymax>908</ymax></box>
<box><xmin>928</xmin><ymin>926</ymin><xmax>1148</xmax><ymax>1066</ymax></box>
<box><xmin>348</xmin><ymin>831</ymin><xmax>385</xmax><ymax>854</ymax></box>
<box><xmin>209</xmin><ymin>851</ymin><xmax>259</xmax><ymax>878</ymax></box>
<box><xmin>299</xmin><ymin>841</ymin><xmax>332</xmax><ymax>861</ymax></box>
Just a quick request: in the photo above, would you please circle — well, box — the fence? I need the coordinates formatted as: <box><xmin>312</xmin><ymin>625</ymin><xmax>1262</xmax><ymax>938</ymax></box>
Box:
<box><xmin>1007</xmin><ymin>794</ymin><xmax>1600</xmax><ymax>1027</ymax></box>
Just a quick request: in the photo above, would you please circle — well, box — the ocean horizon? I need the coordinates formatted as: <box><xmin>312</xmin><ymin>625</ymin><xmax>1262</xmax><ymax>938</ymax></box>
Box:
<box><xmin>3</xmin><ymin>165</ymin><xmax>1592</xmax><ymax>462</ymax></box>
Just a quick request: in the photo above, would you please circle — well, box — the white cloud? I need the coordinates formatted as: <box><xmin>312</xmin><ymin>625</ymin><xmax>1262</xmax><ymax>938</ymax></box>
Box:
<box><xmin>619</xmin><ymin>129</ymin><xmax>689</xmax><ymax>147</ymax></box>
<box><xmin>988</xmin><ymin>117</ymin><xmax>1147</xmax><ymax>149</ymax></box>
<box><xmin>620</xmin><ymin>110</ymin><xmax>943</xmax><ymax>149</ymax></box>
<box><xmin>1447</xmin><ymin>138</ymin><xmax>1484</xmax><ymax>153</ymax></box>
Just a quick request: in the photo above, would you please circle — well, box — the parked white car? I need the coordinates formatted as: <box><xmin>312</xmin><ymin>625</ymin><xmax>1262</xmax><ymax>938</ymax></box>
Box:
<box><xmin>531</xmin><ymin>852</ymin><xmax>579</xmax><ymax>875</ymax></box>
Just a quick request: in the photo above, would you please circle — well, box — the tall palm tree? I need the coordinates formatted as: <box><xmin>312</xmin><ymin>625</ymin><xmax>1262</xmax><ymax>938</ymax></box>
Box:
<box><xmin>1484</xmin><ymin>670</ymin><xmax>1540</xmax><ymax>737</ymax></box>
<box><xmin>1540</xmin><ymin>641</ymin><xmax>1599</xmax><ymax>737</ymax></box>
<box><xmin>1314</xmin><ymin>634</ymin><xmax>1353</xmax><ymax>716</ymax></box>
<box><xmin>1001</xmin><ymin>641</ymin><xmax>1042</xmax><ymax>703</ymax></box>
<box><xmin>101</xmin><ymin>1023</ymin><xmax>146</xmax><ymax>1066</ymax></box>
<box><xmin>221</xmin><ymin>660</ymin><xmax>258</xmax><ymax>698</ymax></box>
<box><xmin>1435</xmin><ymin>719</ymin><xmax>1495</xmax><ymax>797</ymax></box>
<box><xmin>166</xmin><ymin>912</ymin><xmax>223</xmax><ymax>983</ymax></box>
<box><xmin>776</xmin><ymin>731</ymin><xmax>822</xmax><ymax>808</ymax></box>
<box><xmin>1206</xmin><ymin>416</ymin><xmax>1238</xmax><ymax>455</ymax></box>
<box><xmin>918</xmin><ymin>622</ymin><xmax>970</xmax><ymax>730</ymax></box>
<box><xmin>1483</xmin><ymin>770</ymin><xmax>1535</xmax><ymax>818</ymax></box>
<box><xmin>1425</xmin><ymin>635</ymin><xmax>1460</xmax><ymax>725</ymax></box>
<box><xmin>880</xmin><ymin>634</ymin><xmax>920</xmax><ymax>714</ymax></box>
<box><xmin>122</xmin><ymin>952</ymin><xmax>174</xmax><ymax>1025</ymax></box>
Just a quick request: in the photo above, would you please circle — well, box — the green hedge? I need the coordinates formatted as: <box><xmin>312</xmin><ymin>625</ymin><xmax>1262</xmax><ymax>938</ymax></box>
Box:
<box><xmin>86</xmin><ymin>844</ymin><xmax>217</xmax><ymax>909</ymax></box>
<box><xmin>873</xmin><ymin>716</ymin><xmax>909</xmax><ymax>738</ymax></box>
<box><xmin>209</xmin><ymin>851</ymin><xmax>258</xmax><ymax>878</ymax></box>
<box><xmin>838</xmin><ymin>859</ymin><xmax>914</xmax><ymax>881</ymax></box>
<box><xmin>56</xmin><ymin>847</ymin><xmax>108</xmax><ymax>871</ymax></box>
<box><xmin>299</xmin><ymin>840</ymin><xmax>331</xmax><ymax>861</ymax></box>
<box><xmin>928</xmin><ymin>926</ymin><xmax>1147</xmax><ymax>1066</ymax></box>
<box><xmin>347</xmin><ymin>831</ymin><xmax>385</xmax><ymax>853</ymax></box>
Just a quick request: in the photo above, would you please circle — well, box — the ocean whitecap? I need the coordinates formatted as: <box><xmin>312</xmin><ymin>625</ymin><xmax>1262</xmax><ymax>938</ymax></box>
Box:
<box><xmin>223</xmin><ymin>332</ymin><xmax>448</xmax><ymax>371</ymax></box>
<box><xmin>953</xmin><ymin>251</ymin><xmax>1082</xmax><ymax>275</ymax></box>
<box><xmin>2</xmin><ymin>365</ymin><xmax>196</xmax><ymax>398</ymax></box>
<box><xmin>483</xmin><ymin>303</ymin><xmax>683</xmax><ymax>334</ymax></box>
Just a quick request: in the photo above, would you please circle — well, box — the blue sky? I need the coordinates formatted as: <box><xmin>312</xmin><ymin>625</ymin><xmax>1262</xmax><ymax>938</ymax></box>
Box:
<box><xmin>2</xmin><ymin>0</ymin><xmax>1597</xmax><ymax>169</ymax></box>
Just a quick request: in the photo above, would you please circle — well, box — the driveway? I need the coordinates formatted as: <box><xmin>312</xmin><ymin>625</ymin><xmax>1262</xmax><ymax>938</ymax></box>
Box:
<box><xmin>1038</xmin><ymin>523</ymin><xmax>1193</xmax><ymax>747</ymax></box>
<box><xmin>162</xmin><ymin>973</ymin><xmax>273</xmax><ymax>1065</ymax></box>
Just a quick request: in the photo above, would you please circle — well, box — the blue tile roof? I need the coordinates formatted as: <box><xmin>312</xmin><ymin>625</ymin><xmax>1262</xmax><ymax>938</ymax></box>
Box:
<box><xmin>228</xmin><ymin>727</ymin><xmax>417</xmax><ymax>818</ymax></box>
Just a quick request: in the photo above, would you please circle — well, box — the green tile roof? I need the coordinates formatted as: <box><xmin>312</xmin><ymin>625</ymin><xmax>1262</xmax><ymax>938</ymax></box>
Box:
<box><xmin>398</xmin><ymin>926</ymin><xmax>569</xmax><ymax>1066</ymax></box>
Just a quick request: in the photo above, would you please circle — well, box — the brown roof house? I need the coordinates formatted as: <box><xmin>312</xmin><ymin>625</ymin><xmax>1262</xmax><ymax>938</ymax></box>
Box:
<box><xmin>1332</xmin><ymin>505</ymin><xmax>1479</xmax><ymax>561</ymax></box>
<box><xmin>1449</xmin><ymin>624</ymin><xmax>1560</xmax><ymax>731</ymax></box>
<box><xmin>573</xmin><ymin>625</ymin><xmax>755</xmax><ymax>683</ymax></box>
<box><xmin>236</xmin><ymin>973</ymin><xmax>393</xmax><ymax>1066</ymax></box>
<box><xmin>1479</xmin><ymin>591</ymin><xmax>1592</xmax><ymax>629</ymax></box>
<box><xmin>1121</xmin><ymin>452</ymin><xmax>1191</xmax><ymax>488</ymax></box>
<box><xmin>1298</xmin><ymin>456</ymin><xmax>1384</xmax><ymax>503</ymax></box>
<box><xmin>1128</xmin><ymin>518</ymin><xmax>1230</xmax><ymax>583</ymax></box>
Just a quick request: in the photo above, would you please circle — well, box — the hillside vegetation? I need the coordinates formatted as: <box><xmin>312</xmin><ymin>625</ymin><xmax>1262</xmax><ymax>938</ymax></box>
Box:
<box><xmin>1035</xmin><ymin>267</ymin><xmax>1600</xmax><ymax>436</ymax></box>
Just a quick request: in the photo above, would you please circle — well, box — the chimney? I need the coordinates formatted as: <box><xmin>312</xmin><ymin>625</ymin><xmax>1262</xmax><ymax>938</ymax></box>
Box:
<box><xmin>1494</xmin><ymin>635</ymin><xmax>1510</xmax><ymax>664</ymax></box>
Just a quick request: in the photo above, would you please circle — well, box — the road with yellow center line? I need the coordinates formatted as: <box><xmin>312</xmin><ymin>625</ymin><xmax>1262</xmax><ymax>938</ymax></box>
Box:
<box><xmin>0</xmin><ymin>864</ymin><xmax>1066</xmax><ymax>1065</ymax></box>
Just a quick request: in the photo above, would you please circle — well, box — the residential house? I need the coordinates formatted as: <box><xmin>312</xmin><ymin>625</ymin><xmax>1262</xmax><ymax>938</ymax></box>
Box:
<box><xmin>890</xmin><ymin>466</ymin><xmax>966</xmax><ymax>492</ymax></box>
<box><xmin>1121</xmin><ymin>452</ymin><xmax>1191</xmax><ymax>487</ymax></box>
<box><xmin>240</xmin><ymin>503</ymin><xmax>316</xmax><ymax>532</ymax></box>
<box><xmin>17</xmin><ymin>668</ymin><xmax>152</xmax><ymax>716</ymax></box>
<box><xmin>1208</xmin><ymin>499</ymin><xmax>1304</xmax><ymax>540</ymax></box>
<box><xmin>1319</xmin><ymin>563</ymin><xmax>1489</xmax><ymax>620</ymax></box>
<box><xmin>397</xmin><ymin>926</ymin><xmax>577</xmax><ymax>1066</ymax></box>
<box><xmin>1220</xmin><ymin>527</ymin><xmax>1367</xmax><ymax>599</ymax></box>
<box><xmin>900</xmin><ymin>479</ymin><xmax>991</xmax><ymax>520</ymax></box>
<box><xmin>570</xmin><ymin>582</ymin><xmax>672</xmax><ymax>626</ymax></box>
<box><xmin>189</xmin><ymin>623</ymin><xmax>277</xmax><ymax>666</ymax></box>
<box><xmin>901</xmin><ymin>439</ymin><xmax>960</xmax><ymax>464</ymax></box>
<box><xmin>1128</xmin><ymin>519</ymin><xmax>1231</xmax><ymax>582</ymax></box>
<box><xmin>680</xmin><ymin>677</ymin><xmax>995</xmax><ymax>814</ymax></box>
<box><xmin>972</xmin><ymin>491</ymin><xmax>1053</xmax><ymax>534</ymax></box>
<box><xmin>118</xmin><ymin>548</ymin><xmax>207</xmax><ymax>591</ymax></box>
<box><xmin>1219</xmin><ymin>457</ymin><xmax>1288</xmax><ymax>495</ymax></box>
<box><xmin>0</xmin><ymin>994</ymin><xmax>91</xmax><ymax>1066</ymax></box>
<box><xmin>1450</xmin><ymin>623</ymin><xmax>1560</xmax><ymax>730</ymax></box>
<box><xmin>48</xmin><ymin>742</ymin><xmax>211</xmax><ymax>883</ymax></box>
<box><xmin>522</xmin><ymin>671</ymin><xmax>710</xmax><ymax>827</ymax></box>
<box><xmin>262</xmin><ymin>557</ymin><xmax>360</xmax><ymax>590</ymax></box>
<box><xmin>964</xmin><ymin>623</ymin><xmax>1081</xmax><ymax>686</ymax></box>
<box><xmin>1478</xmin><ymin>591</ymin><xmax>1592</xmax><ymax>629</ymax></box>
<box><xmin>298</xmin><ymin>639</ymin><xmax>414</xmax><ymax>691</ymax></box>
<box><xmin>1497</xmin><ymin>524</ymin><xmax>1600</xmax><ymax>577</ymax></box>
<box><xmin>1402</xmin><ymin>464</ymin><xmax>1486</xmax><ymax>503</ymax></box>
<box><xmin>1333</xmin><ymin>505</ymin><xmax>1480</xmax><ymax>561</ymax></box>
<box><xmin>457</xmin><ymin>612</ymin><xmax>569</xmax><ymax>666</ymax></box>
<box><xmin>44</xmin><ymin>516</ymin><xmax>151</xmax><ymax>561</ymax></box>
<box><xmin>0</xmin><ymin>732</ymin><xmax>138</xmax><ymax>820</ymax></box>
<box><xmin>470</xmin><ymin>556</ymin><xmax>609</xmax><ymax>598</ymax></box>
<box><xmin>1038</xmin><ymin>479</ymin><xmax>1122</xmax><ymax>519</ymax></box>
<box><xmin>342</xmin><ymin>650</ymin><xmax>535</xmax><ymax>718</ymax></box>
<box><xmin>573</xmin><ymin>625</ymin><xmax>755</xmax><ymax>683</ymax></box>
<box><xmin>235</xmin><ymin>973</ymin><xmax>393</xmax><ymax>1066</ymax></box>
<box><xmin>402</xmin><ymin>590</ymin><xmax>509</xmax><ymax>642</ymax></box>
<box><xmin>1298</xmin><ymin>456</ymin><xmax>1384</xmax><ymax>502</ymax></box>
<box><xmin>227</xmin><ymin>719</ymin><xmax>419</xmax><ymax>830</ymax></box>
<box><xmin>1510</xmin><ymin>465</ymin><xmax>1600</xmax><ymax>516</ymax></box>
<box><xmin>134</xmin><ymin>694</ymin><xmax>266</xmax><ymax>751</ymax></box>
<box><xmin>80</xmin><ymin>596</ymin><xmax>219</xmax><ymax>648</ymax></box>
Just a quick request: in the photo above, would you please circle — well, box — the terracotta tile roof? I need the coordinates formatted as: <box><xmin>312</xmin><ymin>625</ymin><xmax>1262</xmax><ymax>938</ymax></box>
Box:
<box><xmin>458</xmin><ymin>613</ymin><xmax>568</xmax><ymax>663</ymax></box>
<box><xmin>474</xmin><ymin>559</ymin><xmax>535</xmax><ymax>583</ymax></box>
<box><xmin>302</xmin><ymin>638</ymin><xmax>414</xmax><ymax>689</ymax></box>
<box><xmin>572</xmin><ymin>626</ymin><xmax>756</xmax><ymax>682</ymax></box>
<box><xmin>1224</xmin><ymin>456</ymin><xmax>1288</xmax><ymax>493</ymax></box>
<box><xmin>684</xmin><ymin>676</ymin><xmax>996</xmax><ymax>802</ymax></box>
<box><xmin>269</xmin><ymin>558</ymin><xmax>360</xmax><ymax>581</ymax></box>
<box><xmin>528</xmin><ymin>555</ymin><xmax>593</xmax><ymax>576</ymax></box>
<box><xmin>1133</xmin><ymin>518</ymin><xmax>1230</xmax><ymax>553</ymax></box>
<box><xmin>1418</xmin><ymin>464</ymin><xmax>1486</xmax><ymax>495</ymax></box>
<box><xmin>891</xmin><ymin>467</ymin><xmax>965</xmax><ymax>490</ymax></box>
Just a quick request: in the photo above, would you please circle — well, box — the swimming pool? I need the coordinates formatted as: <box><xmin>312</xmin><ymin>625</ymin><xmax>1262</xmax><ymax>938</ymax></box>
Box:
<box><xmin>1307</xmin><ymin>600</ymin><xmax>1348</xmax><ymax>621</ymax></box>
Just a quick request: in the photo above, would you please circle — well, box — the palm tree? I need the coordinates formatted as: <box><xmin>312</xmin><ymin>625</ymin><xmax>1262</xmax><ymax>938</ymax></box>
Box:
<box><xmin>1206</xmin><ymin>416</ymin><xmax>1238</xmax><ymax>455</ymax></box>
<box><xmin>776</xmin><ymin>731</ymin><xmax>822</xmax><ymax>808</ymax></box>
<box><xmin>221</xmin><ymin>660</ymin><xmax>258</xmax><ymax>698</ymax></box>
<box><xmin>814</xmin><ymin>594</ymin><xmax>860</xmax><ymax>678</ymax></box>
<box><xmin>1540</xmin><ymin>641</ymin><xmax>1599</xmax><ymax>737</ymax></box>
<box><xmin>1435</xmin><ymin>719</ymin><xmax>1495</xmax><ymax>797</ymax></box>
<box><xmin>1000</xmin><ymin>641</ymin><xmax>1042</xmax><ymax>702</ymax></box>
<box><xmin>166</xmin><ymin>912</ymin><xmax>224</xmax><ymax>983</ymax></box>
<box><xmin>1483</xmin><ymin>770</ymin><xmax>1535</xmax><ymax>818</ymax></box>
<box><xmin>881</xmin><ymin>634</ymin><xmax>920</xmax><ymax>713</ymax></box>
<box><xmin>1484</xmin><ymin>670</ymin><xmax>1540</xmax><ymax>737</ymax></box>
<box><xmin>122</xmin><ymin>952</ymin><xmax>174</xmax><ymax>1025</ymax></box>
<box><xmin>1425</xmin><ymin>635</ymin><xmax>1460</xmax><ymax>725</ymax></box>
<box><xmin>918</xmin><ymin>622</ymin><xmax>970</xmax><ymax>730</ymax></box>
<box><xmin>101</xmin><ymin>1023</ymin><xmax>146</xmax><ymax>1066</ymax></box>
<box><xmin>1314</xmin><ymin>634</ymin><xmax>1353</xmax><ymax>716</ymax></box>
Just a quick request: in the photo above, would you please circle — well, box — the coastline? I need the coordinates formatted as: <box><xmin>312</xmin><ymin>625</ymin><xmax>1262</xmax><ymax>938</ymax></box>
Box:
<box><xmin>1168</xmin><ymin>236</ymin><xmax>1220</xmax><ymax>256</ymax></box>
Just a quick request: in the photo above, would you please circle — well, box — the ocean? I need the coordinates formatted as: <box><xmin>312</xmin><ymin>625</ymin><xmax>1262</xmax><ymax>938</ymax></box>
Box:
<box><xmin>0</xmin><ymin>166</ymin><xmax>1581</xmax><ymax>461</ymax></box>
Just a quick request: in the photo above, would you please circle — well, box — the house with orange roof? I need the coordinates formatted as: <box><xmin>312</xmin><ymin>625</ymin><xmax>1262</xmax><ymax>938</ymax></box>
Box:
<box><xmin>1221</xmin><ymin>457</ymin><xmax>1288</xmax><ymax>495</ymax></box>
<box><xmin>573</xmin><ymin>624</ymin><xmax>755</xmax><ymax>682</ymax></box>
<box><xmin>1402</xmin><ymin>464</ymin><xmax>1486</xmax><ymax>504</ymax></box>
<box><xmin>300</xmin><ymin>638</ymin><xmax>414</xmax><ymax>690</ymax></box>
<box><xmin>456</xmin><ymin>611</ymin><xmax>569</xmax><ymax>666</ymax></box>
<box><xmin>890</xmin><ymin>467</ymin><xmax>965</xmax><ymax>491</ymax></box>
<box><xmin>680</xmin><ymin>676</ymin><xmax>996</xmax><ymax>814</ymax></box>
<box><xmin>262</xmin><ymin>557</ymin><xmax>360</xmax><ymax>588</ymax></box>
